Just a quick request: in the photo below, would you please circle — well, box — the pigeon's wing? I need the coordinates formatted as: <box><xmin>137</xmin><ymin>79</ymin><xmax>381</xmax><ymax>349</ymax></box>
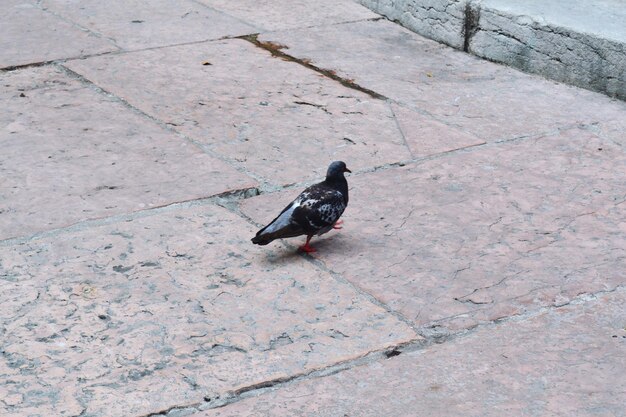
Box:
<box><xmin>251</xmin><ymin>194</ymin><xmax>307</xmax><ymax>245</ymax></box>
<box><xmin>291</xmin><ymin>187</ymin><xmax>347</xmax><ymax>236</ymax></box>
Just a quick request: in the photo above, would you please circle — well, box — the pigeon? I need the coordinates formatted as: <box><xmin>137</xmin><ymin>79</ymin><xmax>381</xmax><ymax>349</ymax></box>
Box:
<box><xmin>252</xmin><ymin>161</ymin><xmax>351</xmax><ymax>252</ymax></box>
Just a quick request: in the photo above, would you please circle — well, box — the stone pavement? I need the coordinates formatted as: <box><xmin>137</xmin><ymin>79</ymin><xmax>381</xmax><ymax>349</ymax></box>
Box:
<box><xmin>1</xmin><ymin>1</ymin><xmax>625</xmax><ymax>416</ymax></box>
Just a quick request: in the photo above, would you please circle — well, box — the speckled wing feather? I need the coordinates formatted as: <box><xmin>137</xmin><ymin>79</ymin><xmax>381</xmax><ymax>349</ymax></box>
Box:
<box><xmin>291</xmin><ymin>185</ymin><xmax>346</xmax><ymax>236</ymax></box>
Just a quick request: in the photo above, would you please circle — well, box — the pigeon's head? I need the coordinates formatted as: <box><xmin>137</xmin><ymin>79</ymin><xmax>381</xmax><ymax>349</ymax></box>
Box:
<box><xmin>326</xmin><ymin>161</ymin><xmax>351</xmax><ymax>179</ymax></box>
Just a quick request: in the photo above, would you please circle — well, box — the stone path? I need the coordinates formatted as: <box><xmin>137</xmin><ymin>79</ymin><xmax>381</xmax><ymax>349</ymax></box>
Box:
<box><xmin>1</xmin><ymin>1</ymin><xmax>625</xmax><ymax>416</ymax></box>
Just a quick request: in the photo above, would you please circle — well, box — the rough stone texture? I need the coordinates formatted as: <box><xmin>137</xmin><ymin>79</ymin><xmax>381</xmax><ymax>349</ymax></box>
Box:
<box><xmin>201</xmin><ymin>0</ymin><xmax>378</xmax><ymax>31</ymax></box>
<box><xmin>356</xmin><ymin>0</ymin><xmax>469</xmax><ymax>49</ymax></box>
<box><xmin>0</xmin><ymin>0</ymin><xmax>116</xmax><ymax>68</ymax></box>
<box><xmin>64</xmin><ymin>39</ymin><xmax>412</xmax><ymax>186</ymax></box>
<box><xmin>39</xmin><ymin>0</ymin><xmax>257</xmax><ymax>51</ymax></box>
<box><xmin>197</xmin><ymin>289</ymin><xmax>626</xmax><ymax>416</ymax></box>
<box><xmin>242</xmin><ymin>127</ymin><xmax>626</xmax><ymax>331</ymax></box>
<box><xmin>470</xmin><ymin>0</ymin><xmax>626</xmax><ymax>100</ymax></box>
<box><xmin>0</xmin><ymin>205</ymin><xmax>416</xmax><ymax>417</ymax></box>
<box><xmin>0</xmin><ymin>66</ymin><xmax>256</xmax><ymax>240</ymax></box>
<box><xmin>258</xmin><ymin>19</ymin><xmax>626</xmax><ymax>141</ymax></box>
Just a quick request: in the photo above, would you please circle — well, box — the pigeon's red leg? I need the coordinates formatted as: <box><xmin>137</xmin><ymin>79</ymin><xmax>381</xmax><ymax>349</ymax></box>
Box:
<box><xmin>333</xmin><ymin>219</ymin><xmax>344</xmax><ymax>230</ymax></box>
<box><xmin>298</xmin><ymin>235</ymin><xmax>316</xmax><ymax>253</ymax></box>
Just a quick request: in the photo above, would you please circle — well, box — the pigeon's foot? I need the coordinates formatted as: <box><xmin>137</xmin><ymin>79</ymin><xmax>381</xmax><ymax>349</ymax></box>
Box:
<box><xmin>333</xmin><ymin>219</ymin><xmax>344</xmax><ymax>230</ymax></box>
<box><xmin>298</xmin><ymin>243</ymin><xmax>316</xmax><ymax>253</ymax></box>
<box><xmin>298</xmin><ymin>235</ymin><xmax>316</xmax><ymax>253</ymax></box>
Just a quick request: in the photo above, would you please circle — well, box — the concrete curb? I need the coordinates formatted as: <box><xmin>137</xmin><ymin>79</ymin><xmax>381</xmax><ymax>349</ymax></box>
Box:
<box><xmin>355</xmin><ymin>0</ymin><xmax>626</xmax><ymax>100</ymax></box>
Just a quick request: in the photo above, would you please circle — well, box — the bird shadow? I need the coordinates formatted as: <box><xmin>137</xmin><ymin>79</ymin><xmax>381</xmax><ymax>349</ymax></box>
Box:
<box><xmin>259</xmin><ymin>234</ymin><xmax>350</xmax><ymax>265</ymax></box>
<box><xmin>261</xmin><ymin>247</ymin><xmax>303</xmax><ymax>265</ymax></box>
<box><xmin>308</xmin><ymin>236</ymin><xmax>348</xmax><ymax>252</ymax></box>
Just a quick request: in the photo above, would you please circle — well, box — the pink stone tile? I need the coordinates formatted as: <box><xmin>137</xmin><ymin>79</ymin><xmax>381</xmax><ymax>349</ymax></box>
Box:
<box><xmin>200</xmin><ymin>0</ymin><xmax>378</xmax><ymax>31</ymax></box>
<box><xmin>0</xmin><ymin>0</ymin><xmax>116</xmax><ymax>68</ymax></box>
<box><xmin>391</xmin><ymin>103</ymin><xmax>485</xmax><ymax>158</ymax></box>
<box><xmin>257</xmin><ymin>19</ymin><xmax>626</xmax><ymax>141</ymax></box>
<box><xmin>65</xmin><ymin>39</ymin><xmax>412</xmax><ymax>186</ymax></box>
<box><xmin>0</xmin><ymin>204</ymin><xmax>416</xmax><ymax>416</ymax></box>
<box><xmin>40</xmin><ymin>0</ymin><xmax>256</xmax><ymax>50</ymax></box>
<box><xmin>197</xmin><ymin>290</ymin><xmax>626</xmax><ymax>416</ymax></box>
<box><xmin>241</xmin><ymin>128</ymin><xmax>626</xmax><ymax>331</ymax></box>
<box><xmin>0</xmin><ymin>66</ymin><xmax>256</xmax><ymax>240</ymax></box>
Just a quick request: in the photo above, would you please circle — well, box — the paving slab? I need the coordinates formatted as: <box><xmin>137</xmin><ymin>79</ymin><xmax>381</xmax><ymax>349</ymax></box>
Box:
<box><xmin>0</xmin><ymin>0</ymin><xmax>116</xmax><ymax>69</ymax></box>
<box><xmin>197</xmin><ymin>289</ymin><xmax>626</xmax><ymax>416</ymax></box>
<box><xmin>0</xmin><ymin>204</ymin><xmax>417</xmax><ymax>417</ymax></box>
<box><xmin>40</xmin><ymin>0</ymin><xmax>257</xmax><ymax>51</ymax></box>
<box><xmin>257</xmin><ymin>19</ymin><xmax>626</xmax><ymax>142</ymax></box>
<box><xmin>0</xmin><ymin>66</ymin><xmax>256</xmax><ymax>240</ymax></box>
<box><xmin>65</xmin><ymin>39</ymin><xmax>412</xmax><ymax>186</ymax></box>
<box><xmin>241</xmin><ymin>128</ymin><xmax>626</xmax><ymax>331</ymax></box>
<box><xmin>200</xmin><ymin>0</ymin><xmax>378</xmax><ymax>31</ymax></box>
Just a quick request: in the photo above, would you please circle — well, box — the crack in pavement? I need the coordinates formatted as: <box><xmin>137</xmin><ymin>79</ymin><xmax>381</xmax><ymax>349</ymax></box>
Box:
<box><xmin>239</xmin><ymin>33</ymin><xmax>387</xmax><ymax>100</ymax></box>
<box><xmin>453</xmin><ymin>269</ymin><xmax>526</xmax><ymax>304</ymax></box>
<box><xmin>56</xmin><ymin>64</ymin><xmax>271</xmax><ymax>188</ymax></box>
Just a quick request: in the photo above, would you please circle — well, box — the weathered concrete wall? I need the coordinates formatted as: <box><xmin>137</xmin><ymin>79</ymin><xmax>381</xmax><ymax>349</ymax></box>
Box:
<box><xmin>470</xmin><ymin>0</ymin><xmax>626</xmax><ymax>100</ymax></box>
<box><xmin>356</xmin><ymin>0</ymin><xmax>626</xmax><ymax>100</ymax></box>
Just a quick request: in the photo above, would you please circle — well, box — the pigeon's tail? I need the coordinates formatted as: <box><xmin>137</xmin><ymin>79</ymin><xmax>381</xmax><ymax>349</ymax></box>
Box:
<box><xmin>251</xmin><ymin>233</ymin><xmax>273</xmax><ymax>245</ymax></box>
<box><xmin>251</xmin><ymin>228</ymin><xmax>296</xmax><ymax>245</ymax></box>
<box><xmin>252</xmin><ymin>221</ymin><xmax>304</xmax><ymax>246</ymax></box>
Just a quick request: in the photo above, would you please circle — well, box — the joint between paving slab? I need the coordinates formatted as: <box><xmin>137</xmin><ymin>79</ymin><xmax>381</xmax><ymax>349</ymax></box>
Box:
<box><xmin>220</xmin><ymin>121</ymin><xmax>594</xmax><ymax>226</ymax></box>
<box><xmin>56</xmin><ymin>63</ymin><xmax>273</xmax><ymax>188</ymax></box>
<box><xmin>404</xmin><ymin>285</ymin><xmax>626</xmax><ymax>360</ymax></box>
<box><xmin>262</xmin><ymin>15</ymin><xmax>387</xmax><ymax>33</ymax></box>
<box><xmin>386</xmin><ymin>100</ymin><xmax>416</xmax><ymax>158</ymax></box>
<box><xmin>1</xmin><ymin>60</ymin><xmax>52</xmax><ymax>72</ymax></box>
<box><xmin>0</xmin><ymin>159</ymin><xmax>421</xmax><ymax>247</ymax></box>
<box><xmin>386</xmin><ymin>97</ymin><xmax>583</xmax><ymax>147</ymax></box>
<box><xmin>0</xmin><ymin>186</ymin><xmax>260</xmax><ymax>247</ymax></box>
<box><xmin>239</xmin><ymin>34</ymin><xmax>387</xmax><ymax>100</ymax></box>
<box><xmin>141</xmin><ymin>286</ymin><xmax>626</xmax><ymax>416</ymax></box>
<box><xmin>435</xmin><ymin>284</ymin><xmax>626</xmax><ymax>340</ymax></box>
<box><xmin>137</xmin><ymin>338</ymin><xmax>425</xmax><ymax>416</ymax></box>
<box><xmin>186</xmin><ymin>0</ymin><xmax>265</xmax><ymax>33</ymax></box>
<box><xmin>300</xmin><ymin>251</ymin><xmax>424</xmax><ymax>336</ymax></box>
<box><xmin>0</xmin><ymin>34</ymin><xmax>247</xmax><ymax>71</ymax></box>
<box><xmin>34</xmin><ymin>0</ymin><xmax>123</xmax><ymax>51</ymax></box>
<box><xmin>201</xmin><ymin>339</ymin><xmax>425</xmax><ymax>412</ymax></box>
<box><xmin>577</xmin><ymin>122</ymin><xmax>626</xmax><ymax>149</ymax></box>
<box><xmin>0</xmin><ymin>110</ymin><xmax>586</xmax><ymax>247</ymax></box>
<box><xmin>300</xmin><ymin>15</ymin><xmax>386</xmax><ymax>31</ymax></box>
<box><xmin>1</xmin><ymin>49</ymin><xmax>128</xmax><ymax>71</ymax></box>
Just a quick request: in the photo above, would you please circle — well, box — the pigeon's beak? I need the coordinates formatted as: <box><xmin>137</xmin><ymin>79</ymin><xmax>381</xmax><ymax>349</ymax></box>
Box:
<box><xmin>344</xmin><ymin>167</ymin><xmax>352</xmax><ymax>173</ymax></box>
